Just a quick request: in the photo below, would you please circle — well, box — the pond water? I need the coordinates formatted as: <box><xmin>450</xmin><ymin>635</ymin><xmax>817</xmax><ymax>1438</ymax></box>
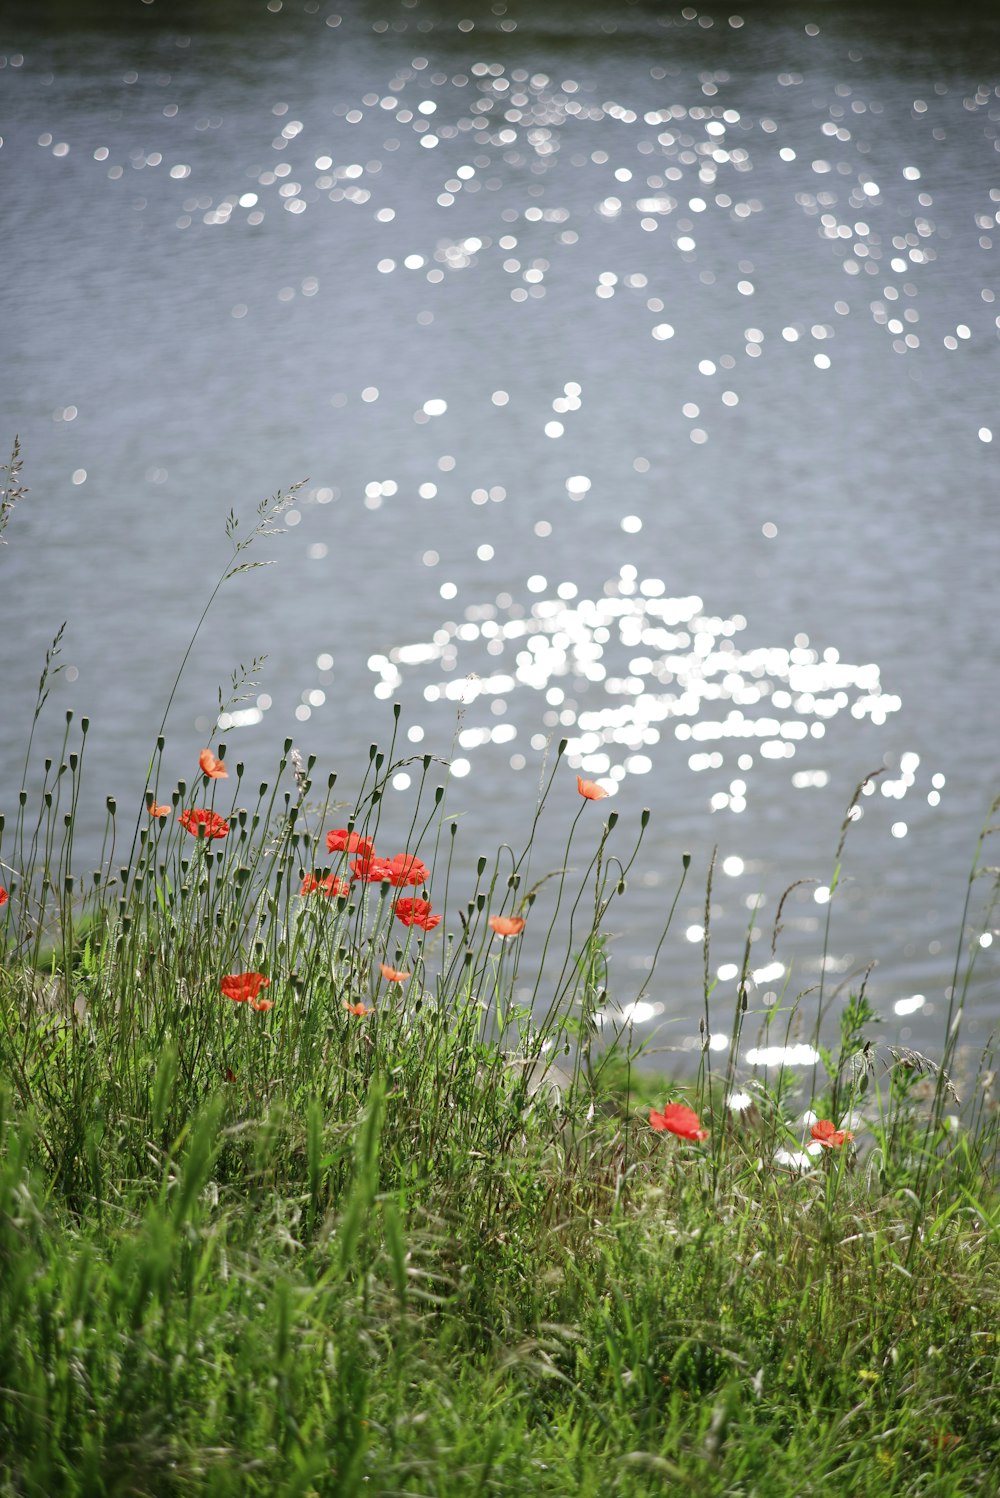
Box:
<box><xmin>2</xmin><ymin>0</ymin><xmax>999</xmax><ymax>1071</ymax></box>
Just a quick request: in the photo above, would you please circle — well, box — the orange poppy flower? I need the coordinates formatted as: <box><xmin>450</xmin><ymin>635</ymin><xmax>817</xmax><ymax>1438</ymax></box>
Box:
<box><xmin>199</xmin><ymin>748</ymin><xmax>228</xmax><ymax>779</ymax></box>
<box><xmin>385</xmin><ymin>853</ymin><xmax>430</xmax><ymax>887</ymax></box>
<box><xmin>649</xmin><ymin>1102</ymin><xmax>708</xmax><ymax>1141</ymax></box>
<box><xmin>489</xmin><ymin>914</ymin><xmax>526</xmax><ymax>937</ymax></box>
<box><xmin>576</xmin><ymin>776</ymin><xmax>609</xmax><ymax>801</ymax></box>
<box><xmin>344</xmin><ymin>1000</ymin><xmax>372</xmax><ymax>1017</ymax></box>
<box><xmin>350</xmin><ymin>854</ymin><xmax>395</xmax><ymax>883</ymax></box>
<box><xmin>380</xmin><ymin>962</ymin><xmax>411</xmax><ymax>983</ymax></box>
<box><xmin>0</xmin><ymin>886</ymin><xmax>8</xmax><ymax>908</ymax></box>
<box><xmin>326</xmin><ymin>828</ymin><xmax>374</xmax><ymax>857</ymax></box>
<box><xmin>301</xmin><ymin>872</ymin><xmax>350</xmax><ymax>898</ymax></box>
<box><xmin>179</xmin><ymin>807</ymin><xmax>230</xmax><ymax>840</ymax></box>
<box><xmin>394</xmin><ymin>897</ymin><xmax>442</xmax><ymax>931</ymax></box>
<box><xmin>220</xmin><ymin>972</ymin><xmax>270</xmax><ymax>1004</ymax></box>
<box><xmin>147</xmin><ymin>802</ymin><xmax>172</xmax><ymax>819</ymax></box>
<box><xmin>250</xmin><ymin>997</ymin><xmax>274</xmax><ymax>1012</ymax></box>
<box><xmin>810</xmin><ymin>1119</ymin><xmax>854</xmax><ymax>1149</ymax></box>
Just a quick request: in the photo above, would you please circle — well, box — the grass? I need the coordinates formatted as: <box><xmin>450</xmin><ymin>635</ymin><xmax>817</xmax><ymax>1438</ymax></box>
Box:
<box><xmin>1</xmin><ymin>460</ymin><xmax>998</xmax><ymax>1496</ymax></box>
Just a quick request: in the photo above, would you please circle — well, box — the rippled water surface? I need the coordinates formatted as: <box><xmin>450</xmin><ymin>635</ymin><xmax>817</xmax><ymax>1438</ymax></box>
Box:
<box><xmin>2</xmin><ymin>0</ymin><xmax>999</xmax><ymax>1064</ymax></box>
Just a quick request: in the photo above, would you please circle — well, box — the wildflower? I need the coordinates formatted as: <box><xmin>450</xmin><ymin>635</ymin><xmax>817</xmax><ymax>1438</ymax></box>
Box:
<box><xmin>326</xmin><ymin>828</ymin><xmax>374</xmax><ymax>857</ymax></box>
<box><xmin>147</xmin><ymin>801</ymin><xmax>172</xmax><ymax>819</ymax></box>
<box><xmin>649</xmin><ymin>1102</ymin><xmax>708</xmax><ymax>1141</ymax></box>
<box><xmin>199</xmin><ymin>747</ymin><xmax>228</xmax><ymax>779</ymax></box>
<box><xmin>929</xmin><ymin>1432</ymin><xmax>961</xmax><ymax>1452</ymax></box>
<box><xmin>344</xmin><ymin>1000</ymin><xmax>372</xmax><ymax>1017</ymax></box>
<box><xmin>394</xmin><ymin>897</ymin><xmax>442</xmax><ymax>931</ymax></box>
<box><xmin>301</xmin><ymin>872</ymin><xmax>350</xmax><ymax>898</ymax></box>
<box><xmin>810</xmin><ymin>1119</ymin><xmax>854</xmax><ymax>1149</ymax></box>
<box><xmin>350</xmin><ymin>854</ymin><xmax>395</xmax><ymax>883</ymax></box>
<box><xmin>577</xmin><ymin>775</ymin><xmax>609</xmax><ymax>801</ymax></box>
<box><xmin>179</xmin><ymin>807</ymin><xmax>230</xmax><ymax>840</ymax></box>
<box><xmin>380</xmin><ymin>962</ymin><xmax>411</xmax><ymax>983</ymax></box>
<box><xmin>0</xmin><ymin>886</ymin><xmax>7</xmax><ymax>907</ymax></box>
<box><xmin>224</xmin><ymin>1067</ymin><xmax>237</xmax><ymax>1083</ymax></box>
<box><xmin>385</xmin><ymin>852</ymin><xmax>430</xmax><ymax>887</ymax></box>
<box><xmin>250</xmin><ymin>997</ymin><xmax>274</xmax><ymax>1012</ymax></box>
<box><xmin>489</xmin><ymin>914</ymin><xmax>526</xmax><ymax>937</ymax></box>
<box><xmin>220</xmin><ymin>972</ymin><xmax>270</xmax><ymax>1004</ymax></box>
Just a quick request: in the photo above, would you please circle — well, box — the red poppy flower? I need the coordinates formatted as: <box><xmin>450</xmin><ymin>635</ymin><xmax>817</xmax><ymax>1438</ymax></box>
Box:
<box><xmin>385</xmin><ymin>853</ymin><xmax>430</xmax><ymax>887</ymax></box>
<box><xmin>326</xmin><ymin>828</ymin><xmax>374</xmax><ymax>857</ymax></box>
<box><xmin>250</xmin><ymin>997</ymin><xmax>274</xmax><ymax>1012</ymax></box>
<box><xmin>301</xmin><ymin>872</ymin><xmax>350</xmax><ymax>898</ymax></box>
<box><xmin>199</xmin><ymin>748</ymin><xmax>228</xmax><ymax>779</ymax></box>
<box><xmin>344</xmin><ymin>1001</ymin><xmax>372</xmax><ymax>1017</ymax></box>
<box><xmin>810</xmin><ymin>1119</ymin><xmax>854</xmax><ymax>1149</ymax></box>
<box><xmin>0</xmin><ymin>887</ymin><xmax>8</xmax><ymax>908</ymax></box>
<box><xmin>649</xmin><ymin>1102</ymin><xmax>708</xmax><ymax>1141</ymax></box>
<box><xmin>224</xmin><ymin>1067</ymin><xmax>237</xmax><ymax>1084</ymax></box>
<box><xmin>489</xmin><ymin>914</ymin><xmax>526</xmax><ymax>937</ymax></box>
<box><xmin>380</xmin><ymin>962</ymin><xmax>411</xmax><ymax>983</ymax></box>
<box><xmin>350</xmin><ymin>854</ymin><xmax>395</xmax><ymax>883</ymax></box>
<box><xmin>577</xmin><ymin>776</ymin><xmax>609</xmax><ymax>801</ymax></box>
<box><xmin>394</xmin><ymin>897</ymin><xmax>442</xmax><ymax>931</ymax></box>
<box><xmin>179</xmin><ymin>807</ymin><xmax>230</xmax><ymax>840</ymax></box>
<box><xmin>147</xmin><ymin>802</ymin><xmax>172</xmax><ymax>819</ymax></box>
<box><xmin>220</xmin><ymin>972</ymin><xmax>270</xmax><ymax>1004</ymax></box>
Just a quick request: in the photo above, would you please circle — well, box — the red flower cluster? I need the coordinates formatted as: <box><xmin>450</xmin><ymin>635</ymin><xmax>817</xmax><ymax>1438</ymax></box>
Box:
<box><xmin>350</xmin><ymin>854</ymin><xmax>395</xmax><ymax>884</ymax></box>
<box><xmin>326</xmin><ymin>828</ymin><xmax>373</xmax><ymax>857</ymax></box>
<box><xmin>349</xmin><ymin>850</ymin><xmax>430</xmax><ymax>887</ymax></box>
<box><xmin>327</xmin><ymin>828</ymin><xmax>437</xmax><ymax>921</ymax></box>
<box><xmin>301</xmin><ymin>872</ymin><xmax>350</xmax><ymax>898</ymax></box>
<box><xmin>394</xmin><ymin>897</ymin><xmax>441</xmax><ymax>931</ymax></box>
<box><xmin>649</xmin><ymin>1103</ymin><xmax>708</xmax><ymax>1141</ymax></box>
<box><xmin>810</xmin><ymin>1119</ymin><xmax>854</xmax><ymax>1149</ymax></box>
<box><xmin>179</xmin><ymin>807</ymin><xmax>230</xmax><ymax>840</ymax></box>
<box><xmin>220</xmin><ymin>972</ymin><xmax>273</xmax><ymax>1011</ymax></box>
<box><xmin>385</xmin><ymin>853</ymin><xmax>429</xmax><ymax>887</ymax></box>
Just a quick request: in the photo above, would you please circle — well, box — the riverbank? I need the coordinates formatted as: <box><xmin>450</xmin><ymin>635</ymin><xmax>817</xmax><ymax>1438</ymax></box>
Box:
<box><xmin>1</xmin><ymin>724</ymin><xmax>997</xmax><ymax>1495</ymax></box>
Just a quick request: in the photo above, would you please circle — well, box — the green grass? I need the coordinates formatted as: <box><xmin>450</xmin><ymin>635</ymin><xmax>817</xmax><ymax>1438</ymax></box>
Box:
<box><xmin>1</xmin><ymin>461</ymin><xmax>998</xmax><ymax>1495</ymax></box>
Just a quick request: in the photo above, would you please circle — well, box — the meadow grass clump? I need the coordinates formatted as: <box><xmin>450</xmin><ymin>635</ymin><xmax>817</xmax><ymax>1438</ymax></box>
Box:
<box><xmin>1</xmin><ymin>466</ymin><xmax>998</xmax><ymax>1496</ymax></box>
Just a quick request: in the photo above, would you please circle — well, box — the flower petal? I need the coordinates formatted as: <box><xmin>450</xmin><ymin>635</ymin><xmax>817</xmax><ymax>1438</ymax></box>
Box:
<box><xmin>576</xmin><ymin>776</ymin><xmax>609</xmax><ymax>801</ymax></box>
<box><xmin>489</xmin><ymin>914</ymin><xmax>526</xmax><ymax>937</ymax></box>
<box><xmin>199</xmin><ymin>748</ymin><xmax>228</xmax><ymax>779</ymax></box>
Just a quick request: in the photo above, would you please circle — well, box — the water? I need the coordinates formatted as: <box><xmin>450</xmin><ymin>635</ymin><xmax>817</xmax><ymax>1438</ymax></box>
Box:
<box><xmin>2</xmin><ymin>0</ymin><xmax>999</xmax><ymax>1068</ymax></box>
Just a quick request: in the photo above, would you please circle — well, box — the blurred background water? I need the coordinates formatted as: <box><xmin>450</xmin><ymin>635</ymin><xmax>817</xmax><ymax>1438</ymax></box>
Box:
<box><xmin>2</xmin><ymin>0</ymin><xmax>999</xmax><ymax>1069</ymax></box>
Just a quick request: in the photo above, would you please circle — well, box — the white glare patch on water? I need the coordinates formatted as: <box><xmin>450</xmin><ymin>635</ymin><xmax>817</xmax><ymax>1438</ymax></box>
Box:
<box><xmin>597</xmin><ymin>999</ymin><xmax>664</xmax><ymax>1027</ymax></box>
<box><xmin>894</xmin><ymin>993</ymin><xmax>926</xmax><ymax>1016</ymax></box>
<box><xmin>378</xmin><ymin>578</ymin><xmax>899</xmax><ymax>808</ymax></box>
<box><xmin>745</xmin><ymin>1044</ymin><xmax>821</xmax><ymax>1067</ymax></box>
